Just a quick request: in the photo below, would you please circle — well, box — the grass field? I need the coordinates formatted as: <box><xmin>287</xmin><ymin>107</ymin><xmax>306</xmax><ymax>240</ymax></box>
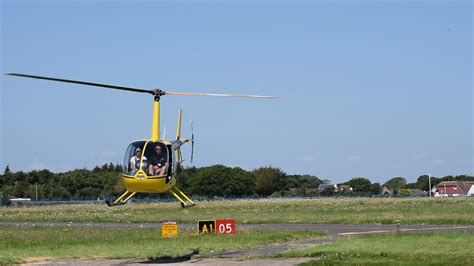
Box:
<box><xmin>1</xmin><ymin>198</ymin><xmax>473</xmax><ymax>264</ymax></box>
<box><xmin>1</xmin><ymin>197</ymin><xmax>473</xmax><ymax>225</ymax></box>
<box><xmin>281</xmin><ymin>233</ymin><xmax>474</xmax><ymax>265</ymax></box>
<box><xmin>0</xmin><ymin>225</ymin><xmax>323</xmax><ymax>264</ymax></box>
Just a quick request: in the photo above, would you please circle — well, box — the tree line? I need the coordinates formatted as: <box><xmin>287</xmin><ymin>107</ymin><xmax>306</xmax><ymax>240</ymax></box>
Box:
<box><xmin>0</xmin><ymin>163</ymin><xmax>123</xmax><ymax>200</ymax></box>
<box><xmin>0</xmin><ymin>163</ymin><xmax>472</xmax><ymax>201</ymax></box>
<box><xmin>335</xmin><ymin>175</ymin><xmax>474</xmax><ymax>197</ymax></box>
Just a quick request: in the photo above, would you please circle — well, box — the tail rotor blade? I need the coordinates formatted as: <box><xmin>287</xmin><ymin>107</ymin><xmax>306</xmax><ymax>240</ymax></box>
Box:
<box><xmin>191</xmin><ymin>121</ymin><xmax>194</xmax><ymax>164</ymax></box>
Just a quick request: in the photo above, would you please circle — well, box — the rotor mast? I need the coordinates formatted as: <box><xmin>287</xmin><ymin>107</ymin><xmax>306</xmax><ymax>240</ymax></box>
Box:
<box><xmin>151</xmin><ymin>90</ymin><xmax>166</xmax><ymax>141</ymax></box>
<box><xmin>152</xmin><ymin>95</ymin><xmax>161</xmax><ymax>141</ymax></box>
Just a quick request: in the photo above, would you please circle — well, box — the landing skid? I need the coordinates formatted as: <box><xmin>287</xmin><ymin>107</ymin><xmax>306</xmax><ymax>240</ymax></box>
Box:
<box><xmin>106</xmin><ymin>190</ymin><xmax>136</xmax><ymax>207</ymax></box>
<box><xmin>181</xmin><ymin>202</ymin><xmax>196</xmax><ymax>208</ymax></box>
<box><xmin>170</xmin><ymin>186</ymin><xmax>196</xmax><ymax>208</ymax></box>
<box><xmin>106</xmin><ymin>186</ymin><xmax>195</xmax><ymax>208</ymax></box>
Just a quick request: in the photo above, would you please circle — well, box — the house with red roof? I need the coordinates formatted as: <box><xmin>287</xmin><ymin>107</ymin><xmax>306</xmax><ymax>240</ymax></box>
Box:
<box><xmin>436</xmin><ymin>181</ymin><xmax>474</xmax><ymax>197</ymax></box>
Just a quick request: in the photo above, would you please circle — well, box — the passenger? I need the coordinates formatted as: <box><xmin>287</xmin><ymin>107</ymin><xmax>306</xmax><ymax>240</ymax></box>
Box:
<box><xmin>148</xmin><ymin>144</ymin><xmax>168</xmax><ymax>176</ymax></box>
<box><xmin>129</xmin><ymin>148</ymin><xmax>146</xmax><ymax>175</ymax></box>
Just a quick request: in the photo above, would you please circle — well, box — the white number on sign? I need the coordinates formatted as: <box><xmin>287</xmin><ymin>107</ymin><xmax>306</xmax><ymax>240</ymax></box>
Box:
<box><xmin>218</xmin><ymin>223</ymin><xmax>232</xmax><ymax>233</ymax></box>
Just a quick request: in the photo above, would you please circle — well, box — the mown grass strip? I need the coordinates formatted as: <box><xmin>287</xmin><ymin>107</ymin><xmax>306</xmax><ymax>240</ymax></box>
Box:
<box><xmin>0</xmin><ymin>225</ymin><xmax>323</xmax><ymax>264</ymax></box>
<box><xmin>1</xmin><ymin>197</ymin><xmax>473</xmax><ymax>225</ymax></box>
<box><xmin>280</xmin><ymin>232</ymin><xmax>474</xmax><ymax>265</ymax></box>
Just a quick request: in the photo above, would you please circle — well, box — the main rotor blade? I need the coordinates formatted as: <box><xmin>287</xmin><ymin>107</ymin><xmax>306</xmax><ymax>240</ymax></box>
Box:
<box><xmin>5</xmin><ymin>73</ymin><xmax>154</xmax><ymax>95</ymax></box>
<box><xmin>165</xmin><ymin>91</ymin><xmax>278</xmax><ymax>99</ymax></box>
<box><xmin>6</xmin><ymin>73</ymin><xmax>278</xmax><ymax>99</ymax></box>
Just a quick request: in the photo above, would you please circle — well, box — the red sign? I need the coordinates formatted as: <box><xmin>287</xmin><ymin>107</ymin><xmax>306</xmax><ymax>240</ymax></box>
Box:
<box><xmin>215</xmin><ymin>219</ymin><xmax>236</xmax><ymax>235</ymax></box>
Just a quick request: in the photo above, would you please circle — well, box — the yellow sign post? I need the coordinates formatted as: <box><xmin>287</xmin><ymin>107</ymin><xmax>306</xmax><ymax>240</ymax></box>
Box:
<box><xmin>161</xmin><ymin>220</ymin><xmax>178</xmax><ymax>238</ymax></box>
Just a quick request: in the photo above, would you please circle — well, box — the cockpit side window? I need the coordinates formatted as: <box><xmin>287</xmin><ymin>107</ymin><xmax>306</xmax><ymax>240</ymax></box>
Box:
<box><xmin>144</xmin><ymin>142</ymin><xmax>169</xmax><ymax>176</ymax></box>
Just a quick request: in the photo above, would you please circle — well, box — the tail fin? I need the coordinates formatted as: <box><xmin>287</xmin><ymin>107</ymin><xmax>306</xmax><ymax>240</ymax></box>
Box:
<box><xmin>174</xmin><ymin>109</ymin><xmax>194</xmax><ymax>164</ymax></box>
<box><xmin>176</xmin><ymin>109</ymin><xmax>182</xmax><ymax>140</ymax></box>
<box><xmin>176</xmin><ymin>109</ymin><xmax>183</xmax><ymax>163</ymax></box>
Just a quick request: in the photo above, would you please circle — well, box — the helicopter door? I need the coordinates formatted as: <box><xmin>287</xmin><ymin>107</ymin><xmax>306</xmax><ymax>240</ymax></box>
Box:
<box><xmin>123</xmin><ymin>141</ymin><xmax>148</xmax><ymax>176</ymax></box>
<box><xmin>143</xmin><ymin>141</ymin><xmax>169</xmax><ymax>177</ymax></box>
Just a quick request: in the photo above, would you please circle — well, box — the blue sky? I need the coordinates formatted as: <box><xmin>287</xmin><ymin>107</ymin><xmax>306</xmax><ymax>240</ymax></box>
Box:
<box><xmin>1</xmin><ymin>0</ymin><xmax>472</xmax><ymax>183</ymax></box>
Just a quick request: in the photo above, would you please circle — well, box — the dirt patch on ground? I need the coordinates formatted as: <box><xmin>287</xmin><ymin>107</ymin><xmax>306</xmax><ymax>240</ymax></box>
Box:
<box><xmin>22</xmin><ymin>257</ymin><xmax>54</xmax><ymax>264</ymax></box>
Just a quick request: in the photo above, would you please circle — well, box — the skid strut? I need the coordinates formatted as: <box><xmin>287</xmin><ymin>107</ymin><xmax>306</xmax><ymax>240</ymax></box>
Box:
<box><xmin>106</xmin><ymin>190</ymin><xmax>136</xmax><ymax>207</ymax></box>
<box><xmin>169</xmin><ymin>186</ymin><xmax>196</xmax><ymax>208</ymax></box>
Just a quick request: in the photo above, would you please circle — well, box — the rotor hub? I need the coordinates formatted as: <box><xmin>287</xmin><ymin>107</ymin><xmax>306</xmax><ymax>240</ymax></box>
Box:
<box><xmin>152</xmin><ymin>89</ymin><xmax>166</xmax><ymax>101</ymax></box>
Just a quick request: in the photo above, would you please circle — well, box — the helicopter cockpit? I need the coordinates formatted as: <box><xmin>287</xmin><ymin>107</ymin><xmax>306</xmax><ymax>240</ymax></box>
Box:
<box><xmin>123</xmin><ymin>140</ymin><xmax>169</xmax><ymax>177</ymax></box>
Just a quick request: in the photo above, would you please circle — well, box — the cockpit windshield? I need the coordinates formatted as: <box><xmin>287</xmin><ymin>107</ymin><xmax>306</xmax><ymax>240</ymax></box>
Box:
<box><xmin>123</xmin><ymin>141</ymin><xmax>147</xmax><ymax>175</ymax></box>
<box><xmin>123</xmin><ymin>141</ymin><xmax>169</xmax><ymax>177</ymax></box>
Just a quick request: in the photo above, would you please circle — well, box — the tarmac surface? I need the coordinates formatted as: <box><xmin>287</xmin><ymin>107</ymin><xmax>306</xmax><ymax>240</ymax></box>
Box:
<box><xmin>3</xmin><ymin>222</ymin><xmax>474</xmax><ymax>265</ymax></box>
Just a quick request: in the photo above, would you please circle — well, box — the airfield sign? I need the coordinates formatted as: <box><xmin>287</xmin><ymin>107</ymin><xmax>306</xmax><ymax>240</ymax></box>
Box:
<box><xmin>198</xmin><ymin>219</ymin><xmax>236</xmax><ymax>235</ymax></box>
<box><xmin>216</xmin><ymin>219</ymin><xmax>236</xmax><ymax>235</ymax></box>
<box><xmin>198</xmin><ymin>220</ymin><xmax>215</xmax><ymax>234</ymax></box>
<box><xmin>161</xmin><ymin>220</ymin><xmax>178</xmax><ymax>238</ymax></box>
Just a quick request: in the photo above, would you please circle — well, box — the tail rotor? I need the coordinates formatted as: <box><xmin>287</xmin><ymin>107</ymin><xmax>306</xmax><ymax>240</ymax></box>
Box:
<box><xmin>191</xmin><ymin>121</ymin><xmax>195</xmax><ymax>163</ymax></box>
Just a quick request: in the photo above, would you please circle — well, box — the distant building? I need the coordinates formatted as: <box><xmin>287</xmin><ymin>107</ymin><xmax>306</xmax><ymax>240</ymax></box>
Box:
<box><xmin>338</xmin><ymin>185</ymin><xmax>353</xmax><ymax>192</ymax></box>
<box><xmin>436</xmin><ymin>181</ymin><xmax>474</xmax><ymax>197</ymax></box>
<box><xmin>10</xmin><ymin>198</ymin><xmax>32</xmax><ymax>206</ymax></box>
<box><xmin>380</xmin><ymin>186</ymin><xmax>394</xmax><ymax>196</ymax></box>
<box><xmin>468</xmin><ymin>185</ymin><xmax>474</xmax><ymax>197</ymax></box>
<box><xmin>318</xmin><ymin>183</ymin><xmax>338</xmax><ymax>192</ymax></box>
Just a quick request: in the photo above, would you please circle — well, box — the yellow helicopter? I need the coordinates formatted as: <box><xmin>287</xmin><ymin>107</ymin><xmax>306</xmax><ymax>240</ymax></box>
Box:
<box><xmin>5</xmin><ymin>73</ymin><xmax>276</xmax><ymax>208</ymax></box>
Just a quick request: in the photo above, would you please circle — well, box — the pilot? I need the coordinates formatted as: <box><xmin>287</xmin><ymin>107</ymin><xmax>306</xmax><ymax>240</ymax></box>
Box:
<box><xmin>148</xmin><ymin>144</ymin><xmax>168</xmax><ymax>176</ymax></box>
<box><xmin>129</xmin><ymin>148</ymin><xmax>146</xmax><ymax>175</ymax></box>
